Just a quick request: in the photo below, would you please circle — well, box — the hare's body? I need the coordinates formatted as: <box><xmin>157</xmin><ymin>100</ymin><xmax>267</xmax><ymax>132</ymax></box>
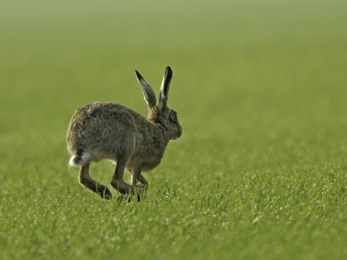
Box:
<box><xmin>66</xmin><ymin>67</ymin><xmax>182</xmax><ymax>200</ymax></box>
<box><xmin>67</xmin><ymin>102</ymin><xmax>168</xmax><ymax>170</ymax></box>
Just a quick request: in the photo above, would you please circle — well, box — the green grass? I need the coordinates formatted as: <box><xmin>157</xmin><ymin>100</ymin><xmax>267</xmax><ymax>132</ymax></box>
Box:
<box><xmin>1</xmin><ymin>0</ymin><xmax>347</xmax><ymax>259</ymax></box>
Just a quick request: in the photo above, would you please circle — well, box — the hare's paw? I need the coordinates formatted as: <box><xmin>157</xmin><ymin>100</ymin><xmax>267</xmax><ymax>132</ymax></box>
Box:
<box><xmin>117</xmin><ymin>188</ymin><xmax>143</xmax><ymax>203</ymax></box>
<box><xmin>136</xmin><ymin>175</ymin><xmax>148</xmax><ymax>190</ymax></box>
<box><xmin>137</xmin><ymin>182</ymin><xmax>148</xmax><ymax>191</ymax></box>
<box><xmin>96</xmin><ymin>184</ymin><xmax>112</xmax><ymax>200</ymax></box>
<box><xmin>111</xmin><ymin>179</ymin><xmax>136</xmax><ymax>195</ymax></box>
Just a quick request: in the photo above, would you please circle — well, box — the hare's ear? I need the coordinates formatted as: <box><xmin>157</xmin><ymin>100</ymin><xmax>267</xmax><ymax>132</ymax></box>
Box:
<box><xmin>135</xmin><ymin>70</ymin><xmax>157</xmax><ymax>109</ymax></box>
<box><xmin>158</xmin><ymin>66</ymin><xmax>173</xmax><ymax>111</ymax></box>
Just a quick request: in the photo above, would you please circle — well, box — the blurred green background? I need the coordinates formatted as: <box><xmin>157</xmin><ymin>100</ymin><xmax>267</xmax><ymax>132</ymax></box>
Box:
<box><xmin>1</xmin><ymin>0</ymin><xmax>347</xmax><ymax>259</ymax></box>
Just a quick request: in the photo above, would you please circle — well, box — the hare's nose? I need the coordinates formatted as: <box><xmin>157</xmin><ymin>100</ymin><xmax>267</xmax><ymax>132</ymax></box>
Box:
<box><xmin>178</xmin><ymin>127</ymin><xmax>182</xmax><ymax>138</ymax></box>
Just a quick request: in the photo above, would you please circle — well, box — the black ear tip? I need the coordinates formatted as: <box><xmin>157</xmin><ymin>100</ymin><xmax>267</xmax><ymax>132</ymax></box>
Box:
<box><xmin>135</xmin><ymin>70</ymin><xmax>143</xmax><ymax>79</ymax></box>
<box><xmin>165</xmin><ymin>66</ymin><xmax>172</xmax><ymax>76</ymax></box>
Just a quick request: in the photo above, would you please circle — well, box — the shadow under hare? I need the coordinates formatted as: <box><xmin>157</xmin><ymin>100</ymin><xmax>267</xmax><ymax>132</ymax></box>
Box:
<box><xmin>66</xmin><ymin>66</ymin><xmax>182</xmax><ymax>200</ymax></box>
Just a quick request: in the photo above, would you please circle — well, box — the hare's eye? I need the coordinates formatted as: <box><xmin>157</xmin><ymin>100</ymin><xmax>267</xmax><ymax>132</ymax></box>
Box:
<box><xmin>170</xmin><ymin>113</ymin><xmax>177</xmax><ymax>121</ymax></box>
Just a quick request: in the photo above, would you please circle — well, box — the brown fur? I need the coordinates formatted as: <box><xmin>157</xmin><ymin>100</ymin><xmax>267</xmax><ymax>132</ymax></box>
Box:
<box><xmin>66</xmin><ymin>67</ymin><xmax>182</xmax><ymax>200</ymax></box>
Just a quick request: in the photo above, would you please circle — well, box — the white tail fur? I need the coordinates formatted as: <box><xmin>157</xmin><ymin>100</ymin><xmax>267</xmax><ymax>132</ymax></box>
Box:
<box><xmin>69</xmin><ymin>152</ymin><xmax>92</xmax><ymax>167</ymax></box>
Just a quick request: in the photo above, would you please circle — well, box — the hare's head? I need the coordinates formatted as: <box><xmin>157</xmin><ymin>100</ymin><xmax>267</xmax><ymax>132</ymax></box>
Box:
<box><xmin>135</xmin><ymin>66</ymin><xmax>182</xmax><ymax>141</ymax></box>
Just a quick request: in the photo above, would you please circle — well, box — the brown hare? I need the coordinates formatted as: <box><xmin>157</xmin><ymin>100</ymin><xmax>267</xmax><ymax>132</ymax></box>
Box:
<box><xmin>66</xmin><ymin>67</ymin><xmax>182</xmax><ymax>200</ymax></box>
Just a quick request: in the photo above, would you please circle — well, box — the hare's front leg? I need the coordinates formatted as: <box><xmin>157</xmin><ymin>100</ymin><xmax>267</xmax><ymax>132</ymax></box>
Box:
<box><xmin>131</xmin><ymin>174</ymin><xmax>148</xmax><ymax>190</ymax></box>
<box><xmin>79</xmin><ymin>163</ymin><xmax>112</xmax><ymax>200</ymax></box>
<box><xmin>130</xmin><ymin>166</ymin><xmax>148</xmax><ymax>190</ymax></box>
<box><xmin>110</xmin><ymin>156</ymin><xmax>136</xmax><ymax>195</ymax></box>
<box><xmin>138</xmin><ymin>174</ymin><xmax>148</xmax><ymax>189</ymax></box>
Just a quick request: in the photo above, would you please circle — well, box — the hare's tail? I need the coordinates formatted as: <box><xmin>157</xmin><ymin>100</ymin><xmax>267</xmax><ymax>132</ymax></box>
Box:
<box><xmin>69</xmin><ymin>151</ymin><xmax>92</xmax><ymax>167</ymax></box>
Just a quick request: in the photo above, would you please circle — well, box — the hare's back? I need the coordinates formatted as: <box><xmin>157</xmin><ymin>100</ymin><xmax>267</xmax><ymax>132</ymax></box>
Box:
<box><xmin>66</xmin><ymin>102</ymin><xmax>137</xmax><ymax>152</ymax></box>
<box><xmin>69</xmin><ymin>101</ymin><xmax>136</xmax><ymax>127</ymax></box>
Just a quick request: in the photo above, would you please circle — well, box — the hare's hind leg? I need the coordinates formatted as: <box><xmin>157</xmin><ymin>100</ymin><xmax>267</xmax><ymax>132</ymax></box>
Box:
<box><xmin>79</xmin><ymin>163</ymin><xmax>112</xmax><ymax>200</ymax></box>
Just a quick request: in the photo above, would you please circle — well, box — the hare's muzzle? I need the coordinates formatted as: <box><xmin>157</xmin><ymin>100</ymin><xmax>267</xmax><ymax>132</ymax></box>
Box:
<box><xmin>176</xmin><ymin>126</ymin><xmax>182</xmax><ymax>139</ymax></box>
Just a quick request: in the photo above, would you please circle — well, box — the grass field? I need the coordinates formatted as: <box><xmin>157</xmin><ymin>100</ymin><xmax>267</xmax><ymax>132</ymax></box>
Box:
<box><xmin>1</xmin><ymin>0</ymin><xmax>347</xmax><ymax>259</ymax></box>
